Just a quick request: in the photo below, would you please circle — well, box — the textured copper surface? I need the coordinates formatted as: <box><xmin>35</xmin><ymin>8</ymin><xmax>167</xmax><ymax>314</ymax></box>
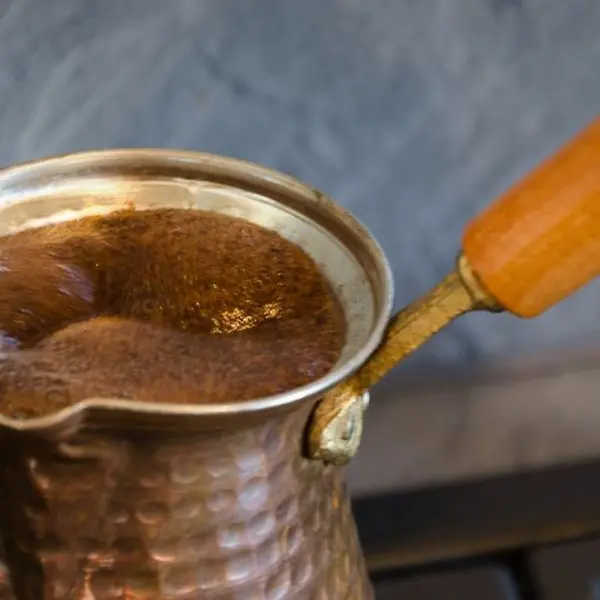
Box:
<box><xmin>0</xmin><ymin>149</ymin><xmax>390</xmax><ymax>599</ymax></box>
<box><xmin>0</xmin><ymin>566</ymin><xmax>12</xmax><ymax>600</ymax></box>
<box><xmin>0</xmin><ymin>406</ymin><xmax>372</xmax><ymax>599</ymax></box>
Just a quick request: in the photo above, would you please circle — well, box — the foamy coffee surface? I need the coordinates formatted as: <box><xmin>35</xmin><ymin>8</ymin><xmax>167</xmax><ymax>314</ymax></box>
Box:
<box><xmin>0</xmin><ymin>208</ymin><xmax>346</xmax><ymax>419</ymax></box>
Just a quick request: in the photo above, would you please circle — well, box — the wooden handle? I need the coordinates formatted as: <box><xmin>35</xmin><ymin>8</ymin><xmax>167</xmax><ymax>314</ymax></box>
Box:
<box><xmin>463</xmin><ymin>118</ymin><xmax>600</xmax><ymax>318</ymax></box>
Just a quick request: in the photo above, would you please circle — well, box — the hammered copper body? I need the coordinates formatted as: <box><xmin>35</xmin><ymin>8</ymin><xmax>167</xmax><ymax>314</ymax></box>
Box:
<box><xmin>0</xmin><ymin>407</ymin><xmax>370</xmax><ymax>600</ymax></box>
<box><xmin>0</xmin><ymin>151</ymin><xmax>389</xmax><ymax>600</ymax></box>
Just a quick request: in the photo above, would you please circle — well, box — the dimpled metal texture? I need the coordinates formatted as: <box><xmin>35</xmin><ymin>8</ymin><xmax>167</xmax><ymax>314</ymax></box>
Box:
<box><xmin>0</xmin><ymin>406</ymin><xmax>372</xmax><ymax>600</ymax></box>
<box><xmin>0</xmin><ymin>566</ymin><xmax>11</xmax><ymax>600</ymax></box>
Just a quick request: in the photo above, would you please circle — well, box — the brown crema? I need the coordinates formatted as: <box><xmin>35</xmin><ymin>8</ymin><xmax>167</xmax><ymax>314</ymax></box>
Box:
<box><xmin>0</xmin><ymin>208</ymin><xmax>346</xmax><ymax>418</ymax></box>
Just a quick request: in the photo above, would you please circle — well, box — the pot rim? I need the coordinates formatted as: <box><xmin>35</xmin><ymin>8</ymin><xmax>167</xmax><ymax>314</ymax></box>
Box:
<box><xmin>0</xmin><ymin>149</ymin><xmax>394</xmax><ymax>431</ymax></box>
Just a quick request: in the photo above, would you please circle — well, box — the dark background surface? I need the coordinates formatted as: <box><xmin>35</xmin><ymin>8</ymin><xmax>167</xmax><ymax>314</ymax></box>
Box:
<box><xmin>357</xmin><ymin>458</ymin><xmax>600</xmax><ymax>598</ymax></box>
<box><xmin>1</xmin><ymin>0</ymin><xmax>600</xmax><ymax>375</ymax></box>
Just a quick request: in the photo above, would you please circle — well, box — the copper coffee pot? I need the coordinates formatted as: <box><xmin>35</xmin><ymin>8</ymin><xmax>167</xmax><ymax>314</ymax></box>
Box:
<box><xmin>0</xmin><ymin>118</ymin><xmax>598</xmax><ymax>600</ymax></box>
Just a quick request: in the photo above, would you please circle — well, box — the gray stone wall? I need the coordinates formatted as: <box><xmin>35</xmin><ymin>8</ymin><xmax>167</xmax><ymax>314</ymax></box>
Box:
<box><xmin>1</xmin><ymin>0</ymin><xmax>599</xmax><ymax>374</ymax></box>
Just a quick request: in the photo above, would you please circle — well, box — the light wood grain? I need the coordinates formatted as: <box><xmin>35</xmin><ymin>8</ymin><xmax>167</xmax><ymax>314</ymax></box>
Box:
<box><xmin>463</xmin><ymin>117</ymin><xmax>600</xmax><ymax>317</ymax></box>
